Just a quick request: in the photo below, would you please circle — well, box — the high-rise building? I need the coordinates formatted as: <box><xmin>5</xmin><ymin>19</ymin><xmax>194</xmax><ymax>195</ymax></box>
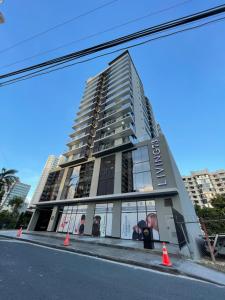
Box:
<box><xmin>0</xmin><ymin>181</ymin><xmax>31</xmax><ymax>211</ymax></box>
<box><xmin>183</xmin><ymin>169</ymin><xmax>225</xmax><ymax>207</ymax></box>
<box><xmin>28</xmin><ymin>51</ymin><xmax>201</xmax><ymax>258</ymax></box>
<box><xmin>30</xmin><ymin>155</ymin><xmax>59</xmax><ymax>205</ymax></box>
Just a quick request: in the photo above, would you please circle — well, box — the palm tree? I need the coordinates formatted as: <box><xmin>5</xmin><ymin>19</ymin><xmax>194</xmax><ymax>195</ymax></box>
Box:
<box><xmin>0</xmin><ymin>168</ymin><xmax>18</xmax><ymax>202</ymax></box>
<box><xmin>9</xmin><ymin>196</ymin><xmax>24</xmax><ymax>215</ymax></box>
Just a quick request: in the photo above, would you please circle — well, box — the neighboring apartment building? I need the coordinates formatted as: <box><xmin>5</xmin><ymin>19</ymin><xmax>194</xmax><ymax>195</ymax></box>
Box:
<box><xmin>183</xmin><ymin>169</ymin><xmax>225</xmax><ymax>207</ymax></box>
<box><xmin>30</xmin><ymin>155</ymin><xmax>59</xmax><ymax>205</ymax></box>
<box><xmin>28</xmin><ymin>51</ymin><xmax>201</xmax><ymax>258</ymax></box>
<box><xmin>0</xmin><ymin>181</ymin><xmax>31</xmax><ymax>211</ymax></box>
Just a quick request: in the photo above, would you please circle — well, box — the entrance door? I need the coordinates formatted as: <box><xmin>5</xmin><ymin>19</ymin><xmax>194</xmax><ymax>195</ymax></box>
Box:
<box><xmin>35</xmin><ymin>210</ymin><xmax>52</xmax><ymax>231</ymax></box>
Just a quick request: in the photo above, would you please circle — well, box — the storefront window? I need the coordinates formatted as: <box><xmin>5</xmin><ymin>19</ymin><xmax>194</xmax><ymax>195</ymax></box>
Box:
<box><xmin>92</xmin><ymin>203</ymin><xmax>113</xmax><ymax>237</ymax></box>
<box><xmin>122</xmin><ymin>146</ymin><xmax>153</xmax><ymax>193</ymax></box>
<box><xmin>121</xmin><ymin>200</ymin><xmax>159</xmax><ymax>240</ymax></box>
<box><xmin>57</xmin><ymin>205</ymin><xmax>87</xmax><ymax>234</ymax></box>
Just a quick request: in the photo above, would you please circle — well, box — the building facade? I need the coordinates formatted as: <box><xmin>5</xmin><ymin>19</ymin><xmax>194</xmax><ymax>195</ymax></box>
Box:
<box><xmin>30</xmin><ymin>155</ymin><xmax>59</xmax><ymax>205</ymax></box>
<box><xmin>183</xmin><ymin>169</ymin><xmax>225</xmax><ymax>207</ymax></box>
<box><xmin>28</xmin><ymin>51</ymin><xmax>201</xmax><ymax>258</ymax></box>
<box><xmin>0</xmin><ymin>181</ymin><xmax>31</xmax><ymax>211</ymax></box>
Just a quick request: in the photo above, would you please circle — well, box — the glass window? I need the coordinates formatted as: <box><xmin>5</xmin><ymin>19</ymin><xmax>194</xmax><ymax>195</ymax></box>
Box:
<box><xmin>92</xmin><ymin>203</ymin><xmax>113</xmax><ymax>237</ymax></box>
<box><xmin>122</xmin><ymin>146</ymin><xmax>153</xmax><ymax>193</ymax></box>
<box><xmin>62</xmin><ymin>162</ymin><xmax>94</xmax><ymax>199</ymax></box>
<box><xmin>121</xmin><ymin>200</ymin><xmax>159</xmax><ymax>240</ymax></box>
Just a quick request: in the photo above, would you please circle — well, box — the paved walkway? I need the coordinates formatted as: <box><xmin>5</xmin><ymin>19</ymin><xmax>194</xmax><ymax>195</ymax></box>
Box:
<box><xmin>0</xmin><ymin>230</ymin><xmax>225</xmax><ymax>286</ymax></box>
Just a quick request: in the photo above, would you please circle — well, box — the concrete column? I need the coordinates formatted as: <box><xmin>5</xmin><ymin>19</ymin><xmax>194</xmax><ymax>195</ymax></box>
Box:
<box><xmin>89</xmin><ymin>158</ymin><xmax>101</xmax><ymax>197</ymax></box>
<box><xmin>56</xmin><ymin>167</ymin><xmax>69</xmax><ymax>200</ymax></box>
<box><xmin>111</xmin><ymin>201</ymin><xmax>121</xmax><ymax>238</ymax></box>
<box><xmin>114</xmin><ymin>152</ymin><xmax>122</xmax><ymax>194</ymax></box>
<box><xmin>47</xmin><ymin>206</ymin><xmax>59</xmax><ymax>232</ymax></box>
<box><xmin>27</xmin><ymin>209</ymin><xmax>40</xmax><ymax>231</ymax></box>
<box><xmin>84</xmin><ymin>203</ymin><xmax>95</xmax><ymax>235</ymax></box>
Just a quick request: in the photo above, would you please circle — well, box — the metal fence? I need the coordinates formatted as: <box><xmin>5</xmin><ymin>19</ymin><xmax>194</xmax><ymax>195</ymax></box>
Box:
<box><xmin>175</xmin><ymin>217</ymin><xmax>225</xmax><ymax>263</ymax></box>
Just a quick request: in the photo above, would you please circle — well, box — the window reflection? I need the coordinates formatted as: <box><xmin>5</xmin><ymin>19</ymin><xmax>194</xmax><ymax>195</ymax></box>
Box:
<box><xmin>122</xmin><ymin>146</ymin><xmax>153</xmax><ymax>193</ymax></box>
<box><xmin>62</xmin><ymin>162</ymin><xmax>94</xmax><ymax>199</ymax></box>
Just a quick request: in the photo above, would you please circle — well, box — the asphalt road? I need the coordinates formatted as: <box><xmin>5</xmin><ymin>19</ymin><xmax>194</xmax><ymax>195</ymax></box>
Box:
<box><xmin>0</xmin><ymin>239</ymin><xmax>224</xmax><ymax>300</ymax></box>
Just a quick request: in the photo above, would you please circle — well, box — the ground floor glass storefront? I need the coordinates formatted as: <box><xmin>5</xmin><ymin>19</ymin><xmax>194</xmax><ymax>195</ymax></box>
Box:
<box><xmin>57</xmin><ymin>205</ymin><xmax>88</xmax><ymax>234</ymax></box>
<box><xmin>56</xmin><ymin>200</ymin><xmax>159</xmax><ymax>241</ymax></box>
<box><xmin>121</xmin><ymin>200</ymin><xmax>159</xmax><ymax>240</ymax></box>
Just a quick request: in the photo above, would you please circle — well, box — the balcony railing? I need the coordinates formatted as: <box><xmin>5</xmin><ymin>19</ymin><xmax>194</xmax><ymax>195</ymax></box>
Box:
<box><xmin>95</xmin><ymin>123</ymin><xmax>135</xmax><ymax>143</ymax></box>
<box><xmin>94</xmin><ymin>136</ymin><xmax>133</xmax><ymax>155</ymax></box>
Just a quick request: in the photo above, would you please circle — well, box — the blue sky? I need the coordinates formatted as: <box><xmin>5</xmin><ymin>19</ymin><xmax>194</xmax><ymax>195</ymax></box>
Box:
<box><xmin>0</xmin><ymin>0</ymin><xmax>225</xmax><ymax>201</ymax></box>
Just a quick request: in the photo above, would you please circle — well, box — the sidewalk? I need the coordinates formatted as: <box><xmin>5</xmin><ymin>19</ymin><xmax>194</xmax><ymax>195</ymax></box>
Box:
<box><xmin>0</xmin><ymin>230</ymin><xmax>225</xmax><ymax>286</ymax></box>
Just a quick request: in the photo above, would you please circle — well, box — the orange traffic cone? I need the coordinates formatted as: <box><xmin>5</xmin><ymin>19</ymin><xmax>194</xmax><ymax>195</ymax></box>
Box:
<box><xmin>16</xmin><ymin>227</ymin><xmax>22</xmax><ymax>237</ymax></box>
<box><xmin>162</xmin><ymin>242</ymin><xmax>172</xmax><ymax>267</ymax></box>
<box><xmin>63</xmin><ymin>232</ymin><xmax>70</xmax><ymax>246</ymax></box>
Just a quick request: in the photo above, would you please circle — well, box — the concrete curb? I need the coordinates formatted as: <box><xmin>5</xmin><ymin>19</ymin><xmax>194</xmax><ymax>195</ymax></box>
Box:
<box><xmin>1</xmin><ymin>233</ymin><xmax>224</xmax><ymax>286</ymax></box>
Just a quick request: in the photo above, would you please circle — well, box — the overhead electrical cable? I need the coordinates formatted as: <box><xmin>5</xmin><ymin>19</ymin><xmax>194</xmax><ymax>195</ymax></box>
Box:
<box><xmin>0</xmin><ymin>4</ymin><xmax>225</xmax><ymax>84</ymax></box>
<box><xmin>0</xmin><ymin>0</ymin><xmax>192</xmax><ymax>69</ymax></box>
<box><xmin>0</xmin><ymin>0</ymin><xmax>119</xmax><ymax>54</ymax></box>
<box><xmin>1</xmin><ymin>15</ymin><xmax>224</xmax><ymax>88</ymax></box>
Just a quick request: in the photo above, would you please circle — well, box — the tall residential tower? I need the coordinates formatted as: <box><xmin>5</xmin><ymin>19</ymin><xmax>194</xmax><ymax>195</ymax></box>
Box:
<box><xmin>28</xmin><ymin>51</ymin><xmax>201</xmax><ymax>258</ymax></box>
<box><xmin>30</xmin><ymin>155</ymin><xmax>59</xmax><ymax>205</ymax></box>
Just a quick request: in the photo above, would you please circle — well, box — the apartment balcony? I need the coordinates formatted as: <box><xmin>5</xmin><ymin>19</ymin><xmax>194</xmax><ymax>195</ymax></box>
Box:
<box><xmin>92</xmin><ymin>136</ymin><xmax>134</xmax><ymax>157</ymax></box>
<box><xmin>105</xmin><ymin>82</ymin><xmax>131</xmax><ymax>102</ymax></box>
<box><xmin>98</xmin><ymin>103</ymin><xmax>133</xmax><ymax>123</ymax></box>
<box><xmin>66</xmin><ymin>131</ymin><xmax>91</xmax><ymax>147</ymax></box>
<box><xmin>106</xmin><ymin>75</ymin><xmax>131</xmax><ymax>94</ymax></box>
<box><xmin>73</xmin><ymin>110</ymin><xmax>100</xmax><ymax>127</ymax></box>
<box><xmin>107</xmin><ymin>62</ymin><xmax>130</xmax><ymax>80</ymax></box>
<box><xmin>69</xmin><ymin>122</ymin><xmax>92</xmax><ymax>138</ymax></box>
<box><xmin>97</xmin><ymin>113</ymin><xmax>134</xmax><ymax>133</ymax></box>
<box><xmin>101</xmin><ymin>93</ymin><xmax>132</xmax><ymax>114</ymax></box>
<box><xmin>60</xmin><ymin>149</ymin><xmax>89</xmax><ymax>167</ymax></box>
<box><xmin>106</xmin><ymin>69</ymin><xmax>131</xmax><ymax>87</ymax></box>
<box><xmin>94</xmin><ymin>123</ymin><xmax>135</xmax><ymax>143</ymax></box>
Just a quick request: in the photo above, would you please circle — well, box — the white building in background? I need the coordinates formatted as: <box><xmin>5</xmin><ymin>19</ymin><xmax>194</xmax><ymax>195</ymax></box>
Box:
<box><xmin>183</xmin><ymin>169</ymin><xmax>225</xmax><ymax>207</ymax></box>
<box><xmin>30</xmin><ymin>155</ymin><xmax>59</xmax><ymax>205</ymax></box>
<box><xmin>0</xmin><ymin>181</ymin><xmax>31</xmax><ymax>212</ymax></box>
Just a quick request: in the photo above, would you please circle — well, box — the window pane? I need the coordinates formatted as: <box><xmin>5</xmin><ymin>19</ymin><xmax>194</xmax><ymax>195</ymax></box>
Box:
<box><xmin>133</xmin><ymin>161</ymin><xmax>150</xmax><ymax>173</ymax></box>
<box><xmin>141</xmin><ymin>146</ymin><xmax>149</xmax><ymax>162</ymax></box>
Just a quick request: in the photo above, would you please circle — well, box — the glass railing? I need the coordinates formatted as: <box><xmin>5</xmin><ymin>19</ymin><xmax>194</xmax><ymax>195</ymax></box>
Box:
<box><xmin>107</xmin><ymin>70</ymin><xmax>131</xmax><ymax>87</ymax></box>
<box><xmin>105</xmin><ymin>85</ymin><xmax>131</xmax><ymax>104</ymax></box>
<box><xmin>110</xmin><ymin>58</ymin><xmax>129</xmax><ymax>74</ymax></box>
<box><xmin>97</xmin><ymin>124</ymin><xmax>133</xmax><ymax>141</ymax></box>
<box><xmin>99</xmin><ymin>113</ymin><xmax>133</xmax><ymax>130</ymax></box>
<box><xmin>97</xmin><ymin>136</ymin><xmax>132</xmax><ymax>152</ymax></box>
<box><xmin>103</xmin><ymin>94</ymin><xmax>131</xmax><ymax>112</ymax></box>
<box><xmin>106</xmin><ymin>75</ymin><xmax>131</xmax><ymax>94</ymax></box>
<box><xmin>108</xmin><ymin>62</ymin><xmax>130</xmax><ymax>79</ymax></box>
<box><xmin>101</xmin><ymin>103</ymin><xmax>133</xmax><ymax>120</ymax></box>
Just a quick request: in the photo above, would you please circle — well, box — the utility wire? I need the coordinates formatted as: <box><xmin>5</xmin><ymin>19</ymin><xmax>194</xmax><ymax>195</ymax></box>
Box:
<box><xmin>1</xmin><ymin>15</ymin><xmax>225</xmax><ymax>88</ymax></box>
<box><xmin>0</xmin><ymin>4</ymin><xmax>225</xmax><ymax>82</ymax></box>
<box><xmin>0</xmin><ymin>0</ymin><xmax>119</xmax><ymax>54</ymax></box>
<box><xmin>0</xmin><ymin>0</ymin><xmax>192</xmax><ymax>70</ymax></box>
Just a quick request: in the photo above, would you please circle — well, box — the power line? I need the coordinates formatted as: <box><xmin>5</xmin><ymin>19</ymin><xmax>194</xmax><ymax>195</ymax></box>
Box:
<box><xmin>1</xmin><ymin>15</ymin><xmax>225</xmax><ymax>88</ymax></box>
<box><xmin>0</xmin><ymin>0</ymin><xmax>119</xmax><ymax>55</ymax></box>
<box><xmin>0</xmin><ymin>0</ymin><xmax>192</xmax><ymax>70</ymax></box>
<box><xmin>0</xmin><ymin>4</ymin><xmax>225</xmax><ymax>83</ymax></box>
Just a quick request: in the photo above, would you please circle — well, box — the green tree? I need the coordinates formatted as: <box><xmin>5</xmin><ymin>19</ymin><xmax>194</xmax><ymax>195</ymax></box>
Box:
<box><xmin>8</xmin><ymin>196</ymin><xmax>24</xmax><ymax>215</ymax></box>
<box><xmin>0</xmin><ymin>210</ymin><xmax>17</xmax><ymax>229</ymax></box>
<box><xmin>0</xmin><ymin>168</ymin><xmax>18</xmax><ymax>202</ymax></box>
<box><xmin>195</xmin><ymin>195</ymin><xmax>225</xmax><ymax>235</ymax></box>
<box><xmin>211</xmin><ymin>194</ymin><xmax>225</xmax><ymax>210</ymax></box>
